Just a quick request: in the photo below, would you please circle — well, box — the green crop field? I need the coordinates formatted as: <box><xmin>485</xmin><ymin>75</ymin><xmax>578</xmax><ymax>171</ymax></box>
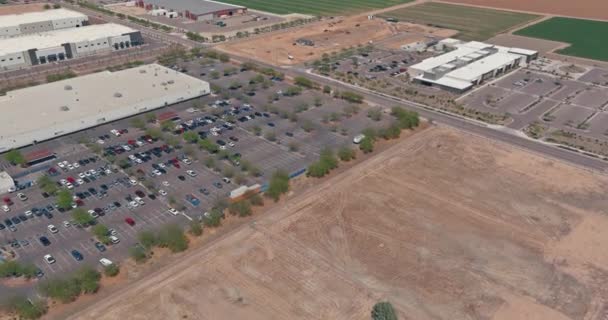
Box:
<box><xmin>515</xmin><ymin>17</ymin><xmax>608</xmax><ymax>62</ymax></box>
<box><xmin>378</xmin><ymin>2</ymin><xmax>539</xmax><ymax>41</ymax></box>
<box><xmin>222</xmin><ymin>0</ymin><xmax>413</xmax><ymax>16</ymax></box>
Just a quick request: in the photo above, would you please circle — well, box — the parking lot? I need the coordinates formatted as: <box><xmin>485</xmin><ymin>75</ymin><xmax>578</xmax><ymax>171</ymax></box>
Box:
<box><xmin>461</xmin><ymin>68</ymin><xmax>608</xmax><ymax>132</ymax></box>
<box><xmin>0</xmin><ymin>55</ymin><xmax>393</xmax><ymax>294</ymax></box>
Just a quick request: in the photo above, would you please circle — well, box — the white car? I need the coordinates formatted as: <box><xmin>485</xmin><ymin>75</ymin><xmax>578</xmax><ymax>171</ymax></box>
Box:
<box><xmin>228</xmin><ymin>142</ymin><xmax>235</xmax><ymax>147</ymax></box>
<box><xmin>186</xmin><ymin>170</ymin><xmax>197</xmax><ymax>177</ymax></box>
<box><xmin>129</xmin><ymin>201</ymin><xmax>139</xmax><ymax>208</ymax></box>
<box><xmin>222</xmin><ymin>177</ymin><xmax>231</xmax><ymax>184</ymax></box>
<box><xmin>353</xmin><ymin>134</ymin><xmax>365</xmax><ymax>144</ymax></box>
<box><xmin>159</xmin><ymin>189</ymin><xmax>167</xmax><ymax>196</ymax></box>
<box><xmin>109</xmin><ymin>236</ymin><xmax>120</xmax><ymax>244</ymax></box>
<box><xmin>88</xmin><ymin>209</ymin><xmax>99</xmax><ymax>218</ymax></box>
<box><xmin>129</xmin><ymin>179</ymin><xmax>138</xmax><ymax>185</ymax></box>
<box><xmin>73</xmin><ymin>162</ymin><xmax>80</xmax><ymax>168</ymax></box>
<box><xmin>67</xmin><ymin>164</ymin><xmax>74</xmax><ymax>170</ymax></box>
<box><xmin>66</xmin><ymin>183</ymin><xmax>74</xmax><ymax>190</ymax></box>
<box><xmin>168</xmin><ymin>208</ymin><xmax>179</xmax><ymax>216</ymax></box>
<box><xmin>135</xmin><ymin>158</ymin><xmax>143</xmax><ymax>164</ymax></box>
<box><xmin>182</xmin><ymin>158</ymin><xmax>192</xmax><ymax>165</ymax></box>
<box><xmin>123</xmin><ymin>145</ymin><xmax>131</xmax><ymax>151</ymax></box>
<box><xmin>162</xmin><ymin>181</ymin><xmax>170</xmax><ymax>187</ymax></box>
<box><xmin>17</xmin><ymin>193</ymin><xmax>27</xmax><ymax>201</ymax></box>
<box><xmin>7</xmin><ymin>186</ymin><xmax>16</xmax><ymax>193</ymax></box>
<box><xmin>108</xmin><ymin>228</ymin><xmax>117</xmax><ymax>236</ymax></box>
<box><xmin>97</xmin><ymin>139</ymin><xmax>105</xmax><ymax>145</ymax></box>
<box><xmin>211</xmin><ymin>131</ymin><xmax>219</xmax><ymax>136</ymax></box>
<box><xmin>47</xmin><ymin>225</ymin><xmax>58</xmax><ymax>234</ymax></box>
<box><xmin>219</xmin><ymin>145</ymin><xmax>227</xmax><ymax>150</ymax></box>
<box><xmin>24</xmin><ymin>210</ymin><xmax>32</xmax><ymax>218</ymax></box>
<box><xmin>99</xmin><ymin>258</ymin><xmax>113</xmax><ymax>267</ymax></box>
<box><xmin>2</xmin><ymin>205</ymin><xmax>10</xmax><ymax>212</ymax></box>
<box><xmin>77</xmin><ymin>179</ymin><xmax>84</xmax><ymax>185</ymax></box>
<box><xmin>135</xmin><ymin>197</ymin><xmax>145</xmax><ymax>205</ymax></box>
<box><xmin>153</xmin><ymin>169</ymin><xmax>162</xmax><ymax>176</ymax></box>
<box><xmin>110</xmin><ymin>129</ymin><xmax>121</xmax><ymax>136</ymax></box>
<box><xmin>78</xmin><ymin>172</ymin><xmax>86</xmax><ymax>179</ymax></box>
<box><xmin>63</xmin><ymin>221</ymin><xmax>71</xmax><ymax>228</ymax></box>
<box><xmin>158</xmin><ymin>163</ymin><xmax>166</xmax><ymax>169</ymax></box>
<box><xmin>44</xmin><ymin>254</ymin><xmax>56</xmax><ymax>264</ymax></box>
<box><xmin>60</xmin><ymin>179</ymin><xmax>67</xmax><ymax>185</ymax></box>
<box><xmin>57</xmin><ymin>162</ymin><xmax>65</xmax><ymax>168</ymax></box>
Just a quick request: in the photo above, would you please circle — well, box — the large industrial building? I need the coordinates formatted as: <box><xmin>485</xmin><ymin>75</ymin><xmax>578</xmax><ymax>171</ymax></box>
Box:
<box><xmin>0</xmin><ymin>23</ymin><xmax>143</xmax><ymax>70</ymax></box>
<box><xmin>134</xmin><ymin>0</ymin><xmax>247</xmax><ymax>21</ymax></box>
<box><xmin>0</xmin><ymin>64</ymin><xmax>210</xmax><ymax>151</ymax></box>
<box><xmin>0</xmin><ymin>8</ymin><xmax>89</xmax><ymax>38</ymax></box>
<box><xmin>408</xmin><ymin>40</ymin><xmax>538</xmax><ymax>93</ymax></box>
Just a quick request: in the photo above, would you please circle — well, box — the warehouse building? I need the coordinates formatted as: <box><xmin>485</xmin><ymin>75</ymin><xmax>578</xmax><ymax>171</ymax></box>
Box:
<box><xmin>0</xmin><ymin>8</ymin><xmax>88</xmax><ymax>38</ymax></box>
<box><xmin>0</xmin><ymin>23</ymin><xmax>143</xmax><ymax>70</ymax></box>
<box><xmin>0</xmin><ymin>64</ymin><xmax>210</xmax><ymax>151</ymax></box>
<box><xmin>408</xmin><ymin>40</ymin><xmax>538</xmax><ymax>93</ymax></box>
<box><xmin>134</xmin><ymin>0</ymin><xmax>247</xmax><ymax>21</ymax></box>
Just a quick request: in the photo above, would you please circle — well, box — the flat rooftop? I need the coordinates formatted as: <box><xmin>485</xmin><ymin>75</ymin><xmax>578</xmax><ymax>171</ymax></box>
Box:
<box><xmin>0</xmin><ymin>23</ymin><xmax>135</xmax><ymax>56</ymax></box>
<box><xmin>448</xmin><ymin>52</ymin><xmax>522</xmax><ymax>82</ymax></box>
<box><xmin>0</xmin><ymin>8</ymin><xmax>87</xmax><ymax>29</ymax></box>
<box><xmin>143</xmin><ymin>0</ymin><xmax>244</xmax><ymax>15</ymax></box>
<box><xmin>0</xmin><ymin>64</ymin><xmax>209</xmax><ymax>150</ymax></box>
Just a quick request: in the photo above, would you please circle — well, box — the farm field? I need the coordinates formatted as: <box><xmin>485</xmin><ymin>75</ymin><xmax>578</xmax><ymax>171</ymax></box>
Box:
<box><xmin>441</xmin><ymin>0</ymin><xmax>608</xmax><ymax>21</ymax></box>
<box><xmin>222</xmin><ymin>0</ymin><xmax>413</xmax><ymax>15</ymax></box>
<box><xmin>514</xmin><ymin>17</ymin><xmax>608</xmax><ymax>62</ymax></box>
<box><xmin>66</xmin><ymin>126</ymin><xmax>608</xmax><ymax>320</ymax></box>
<box><xmin>378</xmin><ymin>2</ymin><xmax>539</xmax><ymax>40</ymax></box>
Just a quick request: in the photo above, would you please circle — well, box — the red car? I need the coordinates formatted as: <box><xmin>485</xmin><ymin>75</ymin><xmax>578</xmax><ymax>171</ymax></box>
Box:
<box><xmin>2</xmin><ymin>197</ymin><xmax>13</xmax><ymax>205</ymax></box>
<box><xmin>66</xmin><ymin>177</ymin><xmax>76</xmax><ymax>184</ymax></box>
<box><xmin>125</xmin><ymin>217</ymin><xmax>135</xmax><ymax>226</ymax></box>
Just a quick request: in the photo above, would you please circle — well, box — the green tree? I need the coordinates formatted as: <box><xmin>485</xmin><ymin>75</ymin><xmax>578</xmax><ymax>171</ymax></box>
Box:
<box><xmin>160</xmin><ymin>120</ymin><xmax>174</xmax><ymax>132</ymax></box>
<box><xmin>340</xmin><ymin>91</ymin><xmax>364</xmax><ymax>103</ymax></box>
<box><xmin>203</xmin><ymin>209</ymin><xmax>223</xmax><ymax>227</ymax></box>
<box><xmin>92</xmin><ymin>224</ymin><xmax>110</xmax><ymax>244</ymax></box>
<box><xmin>229</xmin><ymin>200</ymin><xmax>252</xmax><ymax>217</ymax></box>
<box><xmin>371</xmin><ymin>301</ymin><xmax>398</xmax><ymax>320</ymax></box>
<box><xmin>145</xmin><ymin>113</ymin><xmax>157</xmax><ymax>123</ymax></box>
<box><xmin>182</xmin><ymin>131</ymin><xmax>199</xmax><ymax>143</ymax></box>
<box><xmin>266</xmin><ymin>170</ymin><xmax>289</xmax><ymax>202</ymax></box>
<box><xmin>4</xmin><ymin>149</ymin><xmax>25</xmax><ymax>166</ymax></box>
<box><xmin>391</xmin><ymin>107</ymin><xmax>420</xmax><ymax>129</ymax></box>
<box><xmin>145</xmin><ymin>128</ymin><xmax>162</xmax><ymax>140</ymax></box>
<box><xmin>189</xmin><ymin>221</ymin><xmax>203</xmax><ymax>236</ymax></box>
<box><xmin>301</xmin><ymin>120</ymin><xmax>314</xmax><ymax>133</ymax></box>
<box><xmin>137</xmin><ymin>230</ymin><xmax>157</xmax><ymax>250</ymax></box>
<box><xmin>37</xmin><ymin>175</ymin><xmax>58</xmax><ymax>195</ymax></box>
<box><xmin>294</xmin><ymin>76</ymin><xmax>315</xmax><ymax>88</ymax></box>
<box><xmin>284</xmin><ymin>86</ymin><xmax>303</xmax><ymax>96</ymax></box>
<box><xmin>71</xmin><ymin>208</ymin><xmax>94</xmax><ymax>226</ymax></box>
<box><xmin>104</xmin><ymin>264</ymin><xmax>120</xmax><ymax>277</ymax></box>
<box><xmin>360</xmin><ymin>137</ymin><xmax>374</xmax><ymax>154</ymax></box>
<box><xmin>210</xmin><ymin>70</ymin><xmax>220</xmax><ymax>79</ymax></box>
<box><xmin>56</xmin><ymin>189</ymin><xmax>73</xmax><ymax>210</ymax></box>
<box><xmin>157</xmin><ymin>224</ymin><xmax>189</xmax><ymax>253</ymax></box>
<box><xmin>129</xmin><ymin>246</ymin><xmax>148</xmax><ymax>263</ymax></box>
<box><xmin>338</xmin><ymin>146</ymin><xmax>356</xmax><ymax>162</ymax></box>
<box><xmin>219</xmin><ymin>53</ymin><xmax>230</xmax><ymax>63</ymax></box>
<box><xmin>130</xmin><ymin>117</ymin><xmax>146</xmax><ymax>130</ymax></box>
<box><xmin>3</xmin><ymin>296</ymin><xmax>47</xmax><ymax>320</ymax></box>
<box><xmin>264</xmin><ymin>131</ymin><xmax>277</xmax><ymax>142</ymax></box>
<box><xmin>249</xmin><ymin>193</ymin><xmax>264</xmax><ymax>206</ymax></box>
<box><xmin>76</xmin><ymin>267</ymin><xmax>101</xmax><ymax>294</ymax></box>
<box><xmin>323</xmin><ymin>85</ymin><xmax>332</xmax><ymax>94</ymax></box>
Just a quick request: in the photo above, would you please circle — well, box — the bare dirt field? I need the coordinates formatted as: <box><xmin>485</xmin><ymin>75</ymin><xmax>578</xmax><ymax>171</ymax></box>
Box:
<box><xmin>218</xmin><ymin>16</ymin><xmax>453</xmax><ymax>65</ymax></box>
<box><xmin>439</xmin><ymin>0</ymin><xmax>608</xmax><ymax>21</ymax></box>
<box><xmin>0</xmin><ymin>3</ymin><xmax>46</xmax><ymax>15</ymax></box>
<box><xmin>65</xmin><ymin>125</ymin><xmax>608</xmax><ymax>320</ymax></box>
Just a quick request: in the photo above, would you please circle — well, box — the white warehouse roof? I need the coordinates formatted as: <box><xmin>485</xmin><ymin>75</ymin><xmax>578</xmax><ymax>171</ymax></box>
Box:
<box><xmin>0</xmin><ymin>64</ymin><xmax>210</xmax><ymax>151</ymax></box>
<box><xmin>0</xmin><ymin>8</ymin><xmax>87</xmax><ymax>29</ymax></box>
<box><xmin>447</xmin><ymin>52</ymin><xmax>522</xmax><ymax>82</ymax></box>
<box><xmin>0</xmin><ymin>23</ymin><xmax>135</xmax><ymax>56</ymax></box>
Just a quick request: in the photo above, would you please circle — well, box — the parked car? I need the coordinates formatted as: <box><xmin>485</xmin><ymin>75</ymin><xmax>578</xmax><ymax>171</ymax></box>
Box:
<box><xmin>70</xmin><ymin>250</ymin><xmax>84</xmax><ymax>261</ymax></box>
<box><xmin>43</xmin><ymin>254</ymin><xmax>56</xmax><ymax>264</ymax></box>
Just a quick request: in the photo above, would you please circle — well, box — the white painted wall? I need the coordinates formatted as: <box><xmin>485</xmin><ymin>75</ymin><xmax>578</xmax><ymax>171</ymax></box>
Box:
<box><xmin>0</xmin><ymin>52</ymin><xmax>26</xmax><ymax>69</ymax></box>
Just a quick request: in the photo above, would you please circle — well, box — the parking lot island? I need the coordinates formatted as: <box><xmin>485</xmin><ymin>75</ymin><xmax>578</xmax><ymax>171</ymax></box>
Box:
<box><xmin>0</xmin><ymin>63</ymin><xmax>210</xmax><ymax>152</ymax></box>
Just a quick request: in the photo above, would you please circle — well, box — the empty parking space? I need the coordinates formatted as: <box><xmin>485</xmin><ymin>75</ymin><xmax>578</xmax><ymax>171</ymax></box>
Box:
<box><xmin>571</xmin><ymin>88</ymin><xmax>608</xmax><ymax>109</ymax></box>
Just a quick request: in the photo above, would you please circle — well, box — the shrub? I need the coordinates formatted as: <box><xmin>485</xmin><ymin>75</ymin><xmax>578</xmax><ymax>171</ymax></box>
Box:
<box><xmin>360</xmin><ymin>137</ymin><xmax>374</xmax><ymax>153</ymax></box>
<box><xmin>129</xmin><ymin>246</ymin><xmax>148</xmax><ymax>263</ymax></box>
<box><xmin>104</xmin><ymin>264</ymin><xmax>120</xmax><ymax>277</ymax></box>
<box><xmin>265</xmin><ymin>170</ymin><xmax>289</xmax><ymax>201</ymax></box>
<box><xmin>189</xmin><ymin>221</ymin><xmax>203</xmax><ymax>236</ymax></box>
<box><xmin>3</xmin><ymin>296</ymin><xmax>47</xmax><ymax>320</ymax></box>
<box><xmin>229</xmin><ymin>200</ymin><xmax>252</xmax><ymax>217</ymax></box>
<box><xmin>338</xmin><ymin>146</ymin><xmax>356</xmax><ymax>162</ymax></box>
<box><xmin>371</xmin><ymin>301</ymin><xmax>398</xmax><ymax>320</ymax></box>
<box><xmin>157</xmin><ymin>224</ymin><xmax>188</xmax><ymax>253</ymax></box>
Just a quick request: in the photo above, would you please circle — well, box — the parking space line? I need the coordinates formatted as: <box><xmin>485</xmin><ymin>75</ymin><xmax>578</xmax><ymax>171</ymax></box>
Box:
<box><xmin>80</xmin><ymin>242</ymin><xmax>95</xmax><ymax>256</ymax></box>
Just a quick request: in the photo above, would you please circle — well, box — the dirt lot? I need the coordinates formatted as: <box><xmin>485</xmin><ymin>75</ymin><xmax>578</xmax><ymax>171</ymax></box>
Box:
<box><xmin>65</xmin><ymin>126</ymin><xmax>608</xmax><ymax>320</ymax></box>
<box><xmin>439</xmin><ymin>0</ymin><xmax>608</xmax><ymax>21</ymax></box>
<box><xmin>0</xmin><ymin>3</ymin><xmax>46</xmax><ymax>15</ymax></box>
<box><xmin>218</xmin><ymin>16</ymin><xmax>453</xmax><ymax>65</ymax></box>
